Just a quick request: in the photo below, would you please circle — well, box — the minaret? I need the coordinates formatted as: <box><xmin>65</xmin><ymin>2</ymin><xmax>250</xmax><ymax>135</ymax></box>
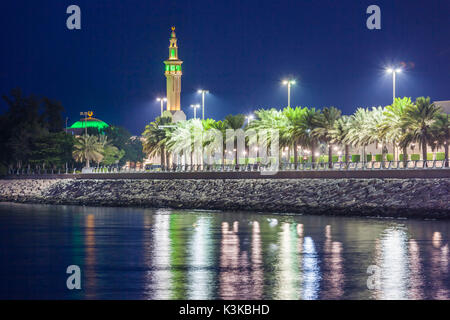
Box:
<box><xmin>164</xmin><ymin>26</ymin><xmax>183</xmax><ymax>112</ymax></box>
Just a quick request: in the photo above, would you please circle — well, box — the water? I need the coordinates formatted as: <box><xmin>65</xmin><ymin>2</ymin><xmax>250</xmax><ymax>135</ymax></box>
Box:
<box><xmin>0</xmin><ymin>202</ymin><xmax>449</xmax><ymax>300</ymax></box>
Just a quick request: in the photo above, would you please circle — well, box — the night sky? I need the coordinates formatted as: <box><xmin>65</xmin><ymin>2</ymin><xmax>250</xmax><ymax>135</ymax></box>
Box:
<box><xmin>0</xmin><ymin>0</ymin><xmax>449</xmax><ymax>134</ymax></box>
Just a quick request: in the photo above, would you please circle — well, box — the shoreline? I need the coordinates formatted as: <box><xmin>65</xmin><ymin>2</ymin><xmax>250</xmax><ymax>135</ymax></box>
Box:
<box><xmin>0</xmin><ymin>201</ymin><xmax>441</xmax><ymax>222</ymax></box>
<box><xmin>0</xmin><ymin>177</ymin><xmax>449</xmax><ymax>219</ymax></box>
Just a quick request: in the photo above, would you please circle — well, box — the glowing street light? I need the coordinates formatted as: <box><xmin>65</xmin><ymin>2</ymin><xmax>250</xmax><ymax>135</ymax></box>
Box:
<box><xmin>282</xmin><ymin>79</ymin><xmax>296</xmax><ymax>107</ymax></box>
<box><xmin>190</xmin><ymin>104</ymin><xmax>200</xmax><ymax>119</ymax></box>
<box><xmin>245</xmin><ymin>114</ymin><xmax>254</xmax><ymax>125</ymax></box>
<box><xmin>197</xmin><ymin>89</ymin><xmax>209</xmax><ymax>120</ymax></box>
<box><xmin>386</xmin><ymin>68</ymin><xmax>402</xmax><ymax>103</ymax></box>
<box><xmin>156</xmin><ymin>97</ymin><xmax>167</xmax><ymax>116</ymax></box>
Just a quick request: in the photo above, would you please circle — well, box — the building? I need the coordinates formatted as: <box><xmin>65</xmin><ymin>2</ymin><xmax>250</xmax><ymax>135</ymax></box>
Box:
<box><xmin>143</xmin><ymin>27</ymin><xmax>188</xmax><ymax>168</ymax></box>
<box><xmin>66</xmin><ymin>112</ymin><xmax>109</xmax><ymax>136</ymax></box>
<box><xmin>164</xmin><ymin>27</ymin><xmax>183</xmax><ymax>112</ymax></box>
<box><xmin>435</xmin><ymin>100</ymin><xmax>450</xmax><ymax>114</ymax></box>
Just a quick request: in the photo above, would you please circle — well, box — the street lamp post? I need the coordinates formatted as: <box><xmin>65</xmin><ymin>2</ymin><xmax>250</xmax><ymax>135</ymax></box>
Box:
<box><xmin>282</xmin><ymin>79</ymin><xmax>296</xmax><ymax>107</ymax></box>
<box><xmin>190</xmin><ymin>104</ymin><xmax>200</xmax><ymax>119</ymax></box>
<box><xmin>386</xmin><ymin>68</ymin><xmax>402</xmax><ymax>103</ymax></box>
<box><xmin>80</xmin><ymin>111</ymin><xmax>92</xmax><ymax>136</ymax></box>
<box><xmin>245</xmin><ymin>115</ymin><xmax>254</xmax><ymax>125</ymax></box>
<box><xmin>197</xmin><ymin>89</ymin><xmax>209</xmax><ymax>120</ymax></box>
<box><xmin>156</xmin><ymin>97</ymin><xmax>167</xmax><ymax>116</ymax></box>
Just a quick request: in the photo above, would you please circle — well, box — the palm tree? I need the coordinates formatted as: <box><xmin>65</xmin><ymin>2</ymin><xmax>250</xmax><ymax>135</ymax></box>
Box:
<box><xmin>290</xmin><ymin>107</ymin><xmax>322</xmax><ymax>165</ymax></box>
<box><xmin>247</xmin><ymin>108</ymin><xmax>288</xmax><ymax>167</ymax></box>
<box><xmin>283</xmin><ymin>106</ymin><xmax>307</xmax><ymax>169</ymax></box>
<box><xmin>166</xmin><ymin>119</ymin><xmax>202</xmax><ymax>166</ymax></box>
<box><xmin>224</xmin><ymin>114</ymin><xmax>246</xmax><ymax>164</ymax></box>
<box><xmin>401</xmin><ymin>97</ymin><xmax>441</xmax><ymax>166</ymax></box>
<box><xmin>72</xmin><ymin>134</ymin><xmax>104</xmax><ymax>168</ymax></box>
<box><xmin>380</xmin><ymin>97</ymin><xmax>412</xmax><ymax>166</ymax></box>
<box><xmin>209</xmin><ymin>119</ymin><xmax>228</xmax><ymax>165</ymax></box>
<box><xmin>346</xmin><ymin>108</ymin><xmax>372</xmax><ymax>163</ymax></box>
<box><xmin>330</xmin><ymin>115</ymin><xmax>351</xmax><ymax>165</ymax></box>
<box><xmin>142</xmin><ymin>116</ymin><xmax>172</xmax><ymax>169</ymax></box>
<box><xmin>366</xmin><ymin>106</ymin><xmax>387</xmax><ymax>165</ymax></box>
<box><xmin>431</xmin><ymin>113</ymin><xmax>449</xmax><ymax>167</ymax></box>
<box><xmin>312</xmin><ymin>106</ymin><xmax>341</xmax><ymax>168</ymax></box>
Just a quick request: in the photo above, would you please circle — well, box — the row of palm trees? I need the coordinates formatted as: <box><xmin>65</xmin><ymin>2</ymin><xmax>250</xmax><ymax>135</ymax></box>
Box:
<box><xmin>142</xmin><ymin>114</ymin><xmax>246</xmax><ymax>168</ymax></box>
<box><xmin>141</xmin><ymin>96</ymin><xmax>449</xmax><ymax>169</ymax></box>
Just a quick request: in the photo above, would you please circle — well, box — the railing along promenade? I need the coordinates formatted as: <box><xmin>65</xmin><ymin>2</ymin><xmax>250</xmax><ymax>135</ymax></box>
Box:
<box><xmin>6</xmin><ymin>160</ymin><xmax>450</xmax><ymax>176</ymax></box>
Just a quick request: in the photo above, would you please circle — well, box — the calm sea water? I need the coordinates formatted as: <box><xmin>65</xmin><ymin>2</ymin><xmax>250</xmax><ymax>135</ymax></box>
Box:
<box><xmin>0</xmin><ymin>202</ymin><xmax>449</xmax><ymax>300</ymax></box>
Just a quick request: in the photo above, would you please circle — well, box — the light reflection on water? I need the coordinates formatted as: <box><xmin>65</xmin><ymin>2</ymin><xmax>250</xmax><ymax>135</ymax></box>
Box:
<box><xmin>0</xmin><ymin>202</ymin><xmax>449</xmax><ymax>300</ymax></box>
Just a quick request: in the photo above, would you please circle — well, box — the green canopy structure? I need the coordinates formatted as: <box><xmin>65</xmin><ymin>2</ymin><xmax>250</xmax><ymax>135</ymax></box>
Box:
<box><xmin>67</xmin><ymin>117</ymin><xmax>109</xmax><ymax>135</ymax></box>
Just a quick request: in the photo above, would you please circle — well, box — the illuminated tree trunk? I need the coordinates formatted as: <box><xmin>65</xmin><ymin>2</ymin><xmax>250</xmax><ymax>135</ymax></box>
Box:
<box><xmin>328</xmin><ymin>144</ymin><xmax>333</xmax><ymax>169</ymax></box>
<box><xmin>445</xmin><ymin>142</ymin><xmax>449</xmax><ymax>168</ymax></box>
<box><xmin>160</xmin><ymin>147</ymin><xmax>165</xmax><ymax>169</ymax></box>
<box><xmin>345</xmin><ymin>144</ymin><xmax>350</xmax><ymax>168</ymax></box>
<box><xmin>293</xmin><ymin>142</ymin><xmax>298</xmax><ymax>169</ymax></box>
<box><xmin>422</xmin><ymin>138</ymin><xmax>427</xmax><ymax>168</ymax></box>
<box><xmin>402</xmin><ymin>145</ymin><xmax>407</xmax><ymax>168</ymax></box>
<box><xmin>311</xmin><ymin>142</ymin><xmax>316</xmax><ymax>168</ymax></box>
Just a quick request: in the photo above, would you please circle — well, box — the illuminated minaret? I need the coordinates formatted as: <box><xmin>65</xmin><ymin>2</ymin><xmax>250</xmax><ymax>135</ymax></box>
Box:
<box><xmin>164</xmin><ymin>26</ymin><xmax>183</xmax><ymax>112</ymax></box>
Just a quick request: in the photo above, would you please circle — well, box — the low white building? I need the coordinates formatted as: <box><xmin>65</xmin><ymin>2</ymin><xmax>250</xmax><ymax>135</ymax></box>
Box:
<box><xmin>435</xmin><ymin>100</ymin><xmax>450</xmax><ymax>114</ymax></box>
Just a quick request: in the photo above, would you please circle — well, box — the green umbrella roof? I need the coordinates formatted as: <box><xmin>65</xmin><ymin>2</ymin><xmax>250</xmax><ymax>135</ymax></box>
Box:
<box><xmin>70</xmin><ymin>118</ymin><xmax>109</xmax><ymax>130</ymax></box>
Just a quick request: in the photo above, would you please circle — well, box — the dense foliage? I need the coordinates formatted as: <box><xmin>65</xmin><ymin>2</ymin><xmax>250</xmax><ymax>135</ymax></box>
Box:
<box><xmin>0</xmin><ymin>88</ymin><xmax>144</xmax><ymax>173</ymax></box>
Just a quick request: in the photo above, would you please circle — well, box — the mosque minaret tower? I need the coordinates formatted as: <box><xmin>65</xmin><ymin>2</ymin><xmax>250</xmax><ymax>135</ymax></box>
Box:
<box><xmin>164</xmin><ymin>26</ymin><xmax>183</xmax><ymax>112</ymax></box>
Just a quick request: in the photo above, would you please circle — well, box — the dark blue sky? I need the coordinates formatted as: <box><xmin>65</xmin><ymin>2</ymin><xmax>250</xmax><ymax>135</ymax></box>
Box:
<box><xmin>1</xmin><ymin>0</ymin><xmax>449</xmax><ymax>134</ymax></box>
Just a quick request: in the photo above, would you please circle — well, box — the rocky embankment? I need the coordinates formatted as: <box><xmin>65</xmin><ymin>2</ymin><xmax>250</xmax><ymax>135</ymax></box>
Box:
<box><xmin>0</xmin><ymin>178</ymin><xmax>449</xmax><ymax>218</ymax></box>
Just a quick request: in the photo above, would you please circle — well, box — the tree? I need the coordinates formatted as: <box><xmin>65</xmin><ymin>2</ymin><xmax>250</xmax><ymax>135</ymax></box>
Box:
<box><xmin>72</xmin><ymin>134</ymin><xmax>104</xmax><ymax>168</ymax></box>
<box><xmin>103</xmin><ymin>126</ymin><xmax>144</xmax><ymax>166</ymax></box>
<box><xmin>41</xmin><ymin>98</ymin><xmax>65</xmax><ymax>133</ymax></box>
<box><xmin>346</xmin><ymin>108</ymin><xmax>372</xmax><ymax>163</ymax></box>
<box><xmin>210</xmin><ymin>120</ymin><xmax>228</xmax><ymax>165</ymax></box>
<box><xmin>290</xmin><ymin>107</ymin><xmax>322</xmax><ymax>165</ymax></box>
<box><xmin>366</xmin><ymin>106</ymin><xmax>387</xmax><ymax>165</ymax></box>
<box><xmin>247</xmin><ymin>108</ymin><xmax>287</xmax><ymax>167</ymax></box>
<box><xmin>401</xmin><ymin>97</ymin><xmax>441</xmax><ymax>166</ymax></box>
<box><xmin>380</xmin><ymin>97</ymin><xmax>412</xmax><ymax>166</ymax></box>
<box><xmin>330</xmin><ymin>115</ymin><xmax>351</xmax><ymax>165</ymax></box>
<box><xmin>2</xmin><ymin>89</ymin><xmax>45</xmax><ymax>167</ymax></box>
<box><xmin>283</xmin><ymin>106</ymin><xmax>307</xmax><ymax>169</ymax></box>
<box><xmin>224</xmin><ymin>114</ymin><xmax>246</xmax><ymax>164</ymax></box>
<box><xmin>142</xmin><ymin>116</ymin><xmax>172</xmax><ymax>168</ymax></box>
<box><xmin>30</xmin><ymin>132</ymin><xmax>75</xmax><ymax>169</ymax></box>
<box><xmin>166</xmin><ymin>119</ymin><xmax>202</xmax><ymax>166</ymax></box>
<box><xmin>1</xmin><ymin>88</ymin><xmax>69</xmax><ymax>170</ymax></box>
<box><xmin>431</xmin><ymin>113</ymin><xmax>449</xmax><ymax>167</ymax></box>
<box><xmin>101</xmin><ymin>145</ymin><xmax>125</xmax><ymax>166</ymax></box>
<box><xmin>312</xmin><ymin>106</ymin><xmax>341</xmax><ymax>168</ymax></box>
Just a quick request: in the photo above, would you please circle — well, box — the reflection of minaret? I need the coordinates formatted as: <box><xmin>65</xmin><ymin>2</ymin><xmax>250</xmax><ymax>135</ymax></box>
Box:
<box><xmin>164</xmin><ymin>27</ymin><xmax>183</xmax><ymax>112</ymax></box>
